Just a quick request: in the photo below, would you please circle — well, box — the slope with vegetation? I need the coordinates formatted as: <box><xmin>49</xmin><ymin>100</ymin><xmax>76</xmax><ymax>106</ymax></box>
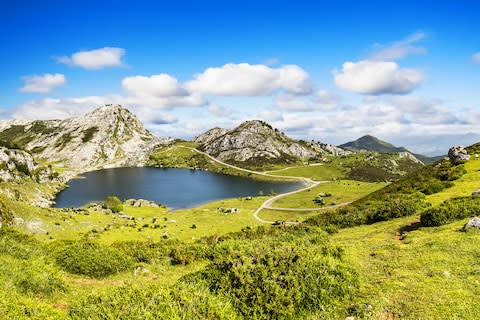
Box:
<box><xmin>1</xmin><ymin>105</ymin><xmax>479</xmax><ymax>319</ymax></box>
<box><xmin>340</xmin><ymin>134</ymin><xmax>443</xmax><ymax>164</ymax></box>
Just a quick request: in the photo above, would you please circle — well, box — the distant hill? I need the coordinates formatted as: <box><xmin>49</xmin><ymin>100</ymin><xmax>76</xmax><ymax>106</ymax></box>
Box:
<box><xmin>195</xmin><ymin>120</ymin><xmax>350</xmax><ymax>166</ymax></box>
<box><xmin>340</xmin><ymin>135</ymin><xmax>442</xmax><ymax>164</ymax></box>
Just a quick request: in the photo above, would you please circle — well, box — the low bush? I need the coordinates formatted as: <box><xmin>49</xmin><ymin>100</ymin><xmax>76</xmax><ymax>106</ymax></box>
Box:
<box><xmin>69</xmin><ymin>282</ymin><xmax>240</xmax><ymax>320</ymax></box>
<box><xmin>103</xmin><ymin>196</ymin><xmax>123</xmax><ymax>213</ymax></box>
<box><xmin>0</xmin><ymin>256</ymin><xmax>66</xmax><ymax>296</ymax></box>
<box><xmin>183</xmin><ymin>240</ymin><xmax>358</xmax><ymax>319</ymax></box>
<box><xmin>0</xmin><ymin>227</ymin><xmax>43</xmax><ymax>260</ymax></box>
<box><xmin>307</xmin><ymin>159</ymin><xmax>465</xmax><ymax>229</ymax></box>
<box><xmin>0</xmin><ymin>289</ymin><xmax>63</xmax><ymax>319</ymax></box>
<box><xmin>53</xmin><ymin>241</ymin><xmax>133</xmax><ymax>278</ymax></box>
<box><xmin>420</xmin><ymin>196</ymin><xmax>480</xmax><ymax>227</ymax></box>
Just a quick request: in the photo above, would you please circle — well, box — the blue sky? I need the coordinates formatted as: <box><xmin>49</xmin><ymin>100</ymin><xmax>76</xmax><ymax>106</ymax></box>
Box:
<box><xmin>1</xmin><ymin>0</ymin><xmax>479</xmax><ymax>155</ymax></box>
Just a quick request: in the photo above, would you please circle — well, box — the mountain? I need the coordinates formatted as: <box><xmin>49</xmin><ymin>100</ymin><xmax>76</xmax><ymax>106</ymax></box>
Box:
<box><xmin>194</xmin><ymin>127</ymin><xmax>228</xmax><ymax>145</ymax></box>
<box><xmin>0</xmin><ymin>105</ymin><xmax>169</xmax><ymax>174</ymax></box>
<box><xmin>340</xmin><ymin>135</ymin><xmax>440</xmax><ymax>164</ymax></box>
<box><xmin>196</xmin><ymin>120</ymin><xmax>350</xmax><ymax>166</ymax></box>
<box><xmin>0</xmin><ymin>146</ymin><xmax>57</xmax><ymax>183</ymax></box>
<box><xmin>340</xmin><ymin>135</ymin><xmax>408</xmax><ymax>153</ymax></box>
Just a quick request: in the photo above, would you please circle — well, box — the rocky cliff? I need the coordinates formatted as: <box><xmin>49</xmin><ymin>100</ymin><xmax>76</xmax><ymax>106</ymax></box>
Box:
<box><xmin>0</xmin><ymin>105</ymin><xmax>169</xmax><ymax>174</ymax></box>
<box><xmin>0</xmin><ymin>146</ymin><xmax>57</xmax><ymax>182</ymax></box>
<box><xmin>196</xmin><ymin>120</ymin><xmax>349</xmax><ymax>165</ymax></box>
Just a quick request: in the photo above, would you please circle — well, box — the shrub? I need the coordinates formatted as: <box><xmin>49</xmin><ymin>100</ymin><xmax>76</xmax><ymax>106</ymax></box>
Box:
<box><xmin>0</xmin><ymin>256</ymin><xmax>66</xmax><ymax>296</ymax></box>
<box><xmin>0</xmin><ymin>289</ymin><xmax>63</xmax><ymax>319</ymax></box>
<box><xmin>169</xmin><ymin>243</ymin><xmax>211</xmax><ymax>265</ymax></box>
<box><xmin>69</xmin><ymin>282</ymin><xmax>239</xmax><ymax>320</ymax></box>
<box><xmin>0</xmin><ymin>227</ymin><xmax>43</xmax><ymax>259</ymax></box>
<box><xmin>420</xmin><ymin>196</ymin><xmax>480</xmax><ymax>227</ymax></box>
<box><xmin>184</xmin><ymin>241</ymin><xmax>358</xmax><ymax>319</ymax></box>
<box><xmin>53</xmin><ymin>241</ymin><xmax>133</xmax><ymax>278</ymax></box>
<box><xmin>103</xmin><ymin>196</ymin><xmax>123</xmax><ymax>213</ymax></box>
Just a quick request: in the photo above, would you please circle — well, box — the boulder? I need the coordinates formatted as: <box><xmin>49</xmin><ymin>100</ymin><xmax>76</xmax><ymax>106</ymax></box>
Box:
<box><xmin>463</xmin><ymin>217</ymin><xmax>480</xmax><ymax>230</ymax></box>
<box><xmin>472</xmin><ymin>189</ymin><xmax>480</xmax><ymax>197</ymax></box>
<box><xmin>448</xmin><ymin>145</ymin><xmax>470</xmax><ymax>164</ymax></box>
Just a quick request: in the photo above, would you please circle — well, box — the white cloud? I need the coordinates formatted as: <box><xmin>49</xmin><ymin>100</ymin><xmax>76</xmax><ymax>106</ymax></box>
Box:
<box><xmin>369</xmin><ymin>31</ymin><xmax>427</xmax><ymax>61</ymax></box>
<box><xmin>57</xmin><ymin>47</ymin><xmax>125</xmax><ymax>70</ymax></box>
<box><xmin>275</xmin><ymin>90</ymin><xmax>341</xmax><ymax>112</ymax></box>
<box><xmin>186</xmin><ymin>63</ymin><xmax>312</xmax><ymax>96</ymax></box>
<box><xmin>122</xmin><ymin>74</ymin><xmax>188</xmax><ymax>97</ymax></box>
<box><xmin>208</xmin><ymin>103</ymin><xmax>234</xmax><ymax>117</ymax></box>
<box><xmin>472</xmin><ymin>52</ymin><xmax>480</xmax><ymax>64</ymax></box>
<box><xmin>19</xmin><ymin>73</ymin><xmax>66</xmax><ymax>93</ymax></box>
<box><xmin>258</xmin><ymin>109</ymin><xmax>284</xmax><ymax>122</ymax></box>
<box><xmin>12</xmin><ymin>96</ymin><xmax>111</xmax><ymax>120</ymax></box>
<box><xmin>121</xmin><ymin>73</ymin><xmax>206</xmax><ymax>109</ymax></box>
<box><xmin>334</xmin><ymin>60</ymin><xmax>423</xmax><ymax>95</ymax></box>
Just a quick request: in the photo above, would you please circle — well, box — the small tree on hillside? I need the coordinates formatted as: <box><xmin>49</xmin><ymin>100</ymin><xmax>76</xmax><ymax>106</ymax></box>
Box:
<box><xmin>103</xmin><ymin>196</ymin><xmax>123</xmax><ymax>213</ymax></box>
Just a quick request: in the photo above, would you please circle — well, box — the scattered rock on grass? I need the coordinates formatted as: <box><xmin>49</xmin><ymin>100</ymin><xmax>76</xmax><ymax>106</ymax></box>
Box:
<box><xmin>448</xmin><ymin>145</ymin><xmax>470</xmax><ymax>164</ymax></box>
<box><xmin>463</xmin><ymin>217</ymin><xmax>480</xmax><ymax>230</ymax></box>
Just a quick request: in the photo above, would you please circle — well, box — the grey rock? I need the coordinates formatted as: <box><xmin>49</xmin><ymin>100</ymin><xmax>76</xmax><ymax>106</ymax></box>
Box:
<box><xmin>472</xmin><ymin>189</ymin><xmax>480</xmax><ymax>197</ymax></box>
<box><xmin>464</xmin><ymin>217</ymin><xmax>480</xmax><ymax>229</ymax></box>
<box><xmin>448</xmin><ymin>145</ymin><xmax>470</xmax><ymax>164</ymax></box>
<box><xmin>194</xmin><ymin>127</ymin><xmax>228</xmax><ymax>145</ymax></box>
<box><xmin>198</xmin><ymin>120</ymin><xmax>350</xmax><ymax>164</ymax></box>
<box><xmin>0</xmin><ymin>104</ymin><xmax>171</xmax><ymax>177</ymax></box>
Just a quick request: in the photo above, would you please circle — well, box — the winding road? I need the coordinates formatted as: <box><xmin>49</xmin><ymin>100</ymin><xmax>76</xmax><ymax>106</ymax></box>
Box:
<box><xmin>179</xmin><ymin>146</ymin><xmax>350</xmax><ymax>224</ymax></box>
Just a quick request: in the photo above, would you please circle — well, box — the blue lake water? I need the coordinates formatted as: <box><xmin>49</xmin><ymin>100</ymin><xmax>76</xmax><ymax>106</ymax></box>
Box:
<box><xmin>54</xmin><ymin>167</ymin><xmax>301</xmax><ymax>209</ymax></box>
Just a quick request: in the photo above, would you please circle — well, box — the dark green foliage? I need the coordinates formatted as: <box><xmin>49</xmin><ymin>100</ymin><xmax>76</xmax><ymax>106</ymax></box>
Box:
<box><xmin>55</xmin><ymin>132</ymin><xmax>73</xmax><ymax>150</ymax></box>
<box><xmin>420</xmin><ymin>196</ymin><xmax>480</xmax><ymax>227</ymax></box>
<box><xmin>184</xmin><ymin>228</ymin><xmax>357</xmax><ymax>319</ymax></box>
<box><xmin>169</xmin><ymin>243</ymin><xmax>211</xmax><ymax>265</ymax></box>
<box><xmin>307</xmin><ymin>159</ymin><xmax>465</xmax><ymax>229</ymax></box>
<box><xmin>9</xmin><ymin>158</ymin><xmax>30</xmax><ymax>176</ymax></box>
<box><xmin>103</xmin><ymin>195</ymin><xmax>123</xmax><ymax>213</ymax></box>
<box><xmin>69</xmin><ymin>282</ymin><xmax>240</xmax><ymax>320</ymax></box>
<box><xmin>0</xmin><ymin>125</ymin><xmax>26</xmax><ymax>144</ymax></box>
<box><xmin>0</xmin><ymin>140</ymin><xmax>21</xmax><ymax>150</ymax></box>
<box><xmin>53</xmin><ymin>241</ymin><xmax>133</xmax><ymax>278</ymax></box>
<box><xmin>82</xmin><ymin>126</ymin><xmax>99</xmax><ymax>143</ymax></box>
<box><xmin>347</xmin><ymin>164</ymin><xmax>400</xmax><ymax>182</ymax></box>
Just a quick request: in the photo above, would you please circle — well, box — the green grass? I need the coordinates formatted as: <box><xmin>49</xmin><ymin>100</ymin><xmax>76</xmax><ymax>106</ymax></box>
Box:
<box><xmin>266</xmin><ymin>162</ymin><xmax>345</xmax><ymax>180</ymax></box>
<box><xmin>331</xmin><ymin>215</ymin><xmax>480</xmax><ymax>319</ymax></box>
<box><xmin>257</xmin><ymin>209</ymin><xmax>318</xmax><ymax>222</ymax></box>
<box><xmin>426</xmin><ymin>158</ymin><xmax>480</xmax><ymax>206</ymax></box>
<box><xmin>273</xmin><ymin>180</ymin><xmax>387</xmax><ymax>209</ymax></box>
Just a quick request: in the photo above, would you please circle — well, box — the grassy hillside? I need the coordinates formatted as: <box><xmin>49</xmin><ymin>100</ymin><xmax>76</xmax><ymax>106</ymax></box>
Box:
<box><xmin>1</xmin><ymin>140</ymin><xmax>480</xmax><ymax>318</ymax></box>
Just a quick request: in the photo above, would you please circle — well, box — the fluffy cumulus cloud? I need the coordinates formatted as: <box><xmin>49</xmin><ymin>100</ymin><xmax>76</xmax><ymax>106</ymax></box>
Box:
<box><xmin>121</xmin><ymin>73</ymin><xmax>206</xmax><ymax>109</ymax></box>
<box><xmin>207</xmin><ymin>103</ymin><xmax>234</xmax><ymax>117</ymax></box>
<box><xmin>258</xmin><ymin>109</ymin><xmax>284</xmax><ymax>122</ymax></box>
<box><xmin>369</xmin><ymin>31</ymin><xmax>427</xmax><ymax>61</ymax></box>
<box><xmin>12</xmin><ymin>96</ymin><xmax>110</xmax><ymax>120</ymax></box>
<box><xmin>19</xmin><ymin>73</ymin><xmax>66</xmax><ymax>93</ymax></box>
<box><xmin>186</xmin><ymin>63</ymin><xmax>312</xmax><ymax>96</ymax></box>
<box><xmin>472</xmin><ymin>52</ymin><xmax>480</xmax><ymax>64</ymax></box>
<box><xmin>275</xmin><ymin>90</ymin><xmax>341</xmax><ymax>112</ymax></box>
<box><xmin>57</xmin><ymin>47</ymin><xmax>125</xmax><ymax>70</ymax></box>
<box><xmin>334</xmin><ymin>60</ymin><xmax>424</xmax><ymax>95</ymax></box>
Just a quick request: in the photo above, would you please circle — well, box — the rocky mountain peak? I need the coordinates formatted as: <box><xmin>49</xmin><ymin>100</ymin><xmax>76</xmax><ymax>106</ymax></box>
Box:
<box><xmin>194</xmin><ymin>127</ymin><xmax>228</xmax><ymax>145</ymax></box>
<box><xmin>196</xmin><ymin>120</ymin><xmax>343</xmax><ymax>165</ymax></box>
<box><xmin>0</xmin><ymin>104</ymin><xmax>169</xmax><ymax>175</ymax></box>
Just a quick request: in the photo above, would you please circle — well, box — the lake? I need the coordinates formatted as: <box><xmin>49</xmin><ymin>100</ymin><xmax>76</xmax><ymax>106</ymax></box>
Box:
<box><xmin>54</xmin><ymin>167</ymin><xmax>301</xmax><ymax>209</ymax></box>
